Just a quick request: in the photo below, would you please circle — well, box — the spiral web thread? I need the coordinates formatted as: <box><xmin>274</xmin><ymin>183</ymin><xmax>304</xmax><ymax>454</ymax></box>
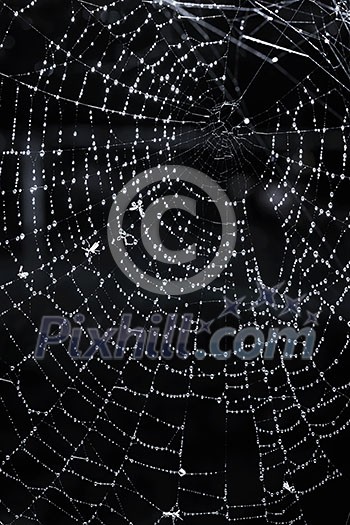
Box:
<box><xmin>0</xmin><ymin>1</ymin><xmax>349</xmax><ymax>524</ymax></box>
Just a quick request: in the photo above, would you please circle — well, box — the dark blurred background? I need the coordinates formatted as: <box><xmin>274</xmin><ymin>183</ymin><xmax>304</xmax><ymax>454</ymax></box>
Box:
<box><xmin>0</xmin><ymin>1</ymin><xmax>349</xmax><ymax>523</ymax></box>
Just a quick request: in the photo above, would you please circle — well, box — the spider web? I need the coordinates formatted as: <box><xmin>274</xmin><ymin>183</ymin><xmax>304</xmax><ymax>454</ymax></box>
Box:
<box><xmin>0</xmin><ymin>0</ymin><xmax>349</xmax><ymax>524</ymax></box>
